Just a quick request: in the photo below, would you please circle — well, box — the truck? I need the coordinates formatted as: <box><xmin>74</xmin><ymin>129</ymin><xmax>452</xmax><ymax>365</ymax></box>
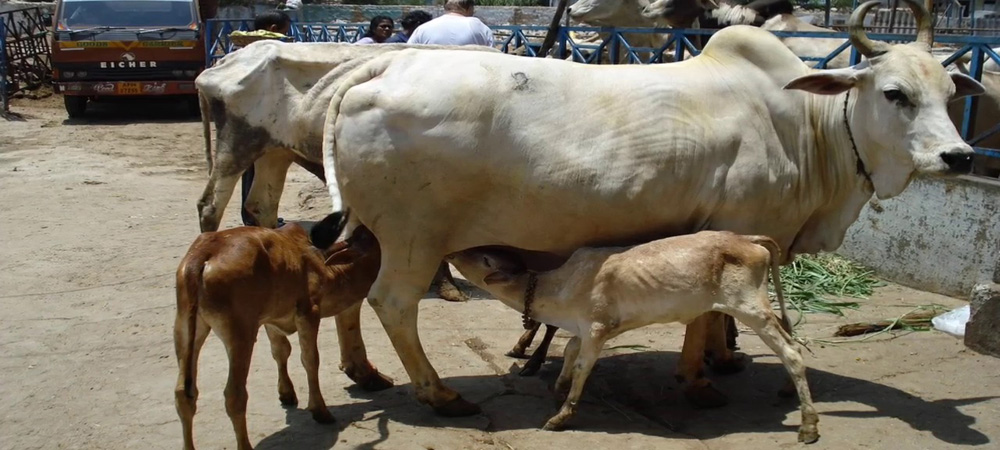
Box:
<box><xmin>50</xmin><ymin>0</ymin><xmax>218</xmax><ymax>118</ymax></box>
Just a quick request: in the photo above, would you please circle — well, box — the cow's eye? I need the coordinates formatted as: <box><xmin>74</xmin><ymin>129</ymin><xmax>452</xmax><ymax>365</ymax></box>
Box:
<box><xmin>883</xmin><ymin>89</ymin><xmax>911</xmax><ymax>107</ymax></box>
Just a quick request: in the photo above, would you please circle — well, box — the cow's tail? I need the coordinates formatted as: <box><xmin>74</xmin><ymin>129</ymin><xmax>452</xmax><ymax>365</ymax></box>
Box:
<box><xmin>320</xmin><ymin>51</ymin><xmax>401</xmax><ymax>241</ymax></box>
<box><xmin>746</xmin><ymin>236</ymin><xmax>792</xmax><ymax>334</ymax></box>
<box><xmin>198</xmin><ymin>91</ymin><xmax>213</xmax><ymax>174</ymax></box>
<box><xmin>175</xmin><ymin>256</ymin><xmax>207</xmax><ymax>399</ymax></box>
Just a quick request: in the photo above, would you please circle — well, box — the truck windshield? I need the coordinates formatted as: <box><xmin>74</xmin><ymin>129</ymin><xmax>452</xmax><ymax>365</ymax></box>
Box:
<box><xmin>58</xmin><ymin>0</ymin><xmax>196</xmax><ymax>30</ymax></box>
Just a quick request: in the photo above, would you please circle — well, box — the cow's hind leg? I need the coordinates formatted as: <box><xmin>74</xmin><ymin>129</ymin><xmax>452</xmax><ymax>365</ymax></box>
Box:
<box><xmin>544</xmin><ymin>330</ymin><xmax>607</xmax><ymax>431</ymax></box>
<box><xmin>264</xmin><ymin>325</ymin><xmax>297</xmax><ymax>406</ymax></box>
<box><xmin>705</xmin><ymin>312</ymin><xmax>748</xmax><ymax>375</ymax></box>
<box><xmin>367</xmin><ymin>244</ymin><xmax>480</xmax><ymax>417</ymax></box>
<box><xmin>296</xmin><ymin>306</ymin><xmax>335</xmax><ymax>424</ymax></box>
<box><xmin>334</xmin><ymin>302</ymin><xmax>394</xmax><ymax>391</ymax></box>
<box><xmin>506</xmin><ymin>322</ymin><xmax>540</xmax><ymax>359</ymax></box>
<box><xmin>243</xmin><ymin>149</ymin><xmax>294</xmax><ymax>229</ymax></box>
<box><xmin>717</xmin><ymin>301</ymin><xmax>819</xmax><ymax>444</ymax></box>
<box><xmin>676</xmin><ymin>314</ymin><xmax>728</xmax><ymax>408</ymax></box>
<box><xmin>219</xmin><ymin>325</ymin><xmax>257</xmax><ymax>450</ymax></box>
<box><xmin>174</xmin><ymin>314</ymin><xmax>210</xmax><ymax>450</ymax></box>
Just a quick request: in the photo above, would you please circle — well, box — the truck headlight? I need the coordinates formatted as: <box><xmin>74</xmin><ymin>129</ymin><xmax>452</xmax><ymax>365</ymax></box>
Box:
<box><xmin>64</xmin><ymin>71</ymin><xmax>75</xmax><ymax>78</ymax></box>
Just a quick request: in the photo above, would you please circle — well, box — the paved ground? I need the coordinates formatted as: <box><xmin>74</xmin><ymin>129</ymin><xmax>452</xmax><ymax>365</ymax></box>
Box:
<box><xmin>1</xmin><ymin>97</ymin><xmax>998</xmax><ymax>450</ymax></box>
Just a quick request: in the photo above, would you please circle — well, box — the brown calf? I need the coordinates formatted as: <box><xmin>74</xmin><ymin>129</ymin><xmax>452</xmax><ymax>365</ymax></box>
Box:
<box><xmin>172</xmin><ymin>222</ymin><xmax>383</xmax><ymax>450</ymax></box>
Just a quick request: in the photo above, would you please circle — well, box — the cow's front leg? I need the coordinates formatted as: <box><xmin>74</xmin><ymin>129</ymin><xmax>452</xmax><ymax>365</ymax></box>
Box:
<box><xmin>243</xmin><ymin>149</ymin><xmax>293</xmax><ymax>229</ymax></box>
<box><xmin>367</xmin><ymin>249</ymin><xmax>480</xmax><ymax>417</ymax></box>
<box><xmin>334</xmin><ymin>302</ymin><xmax>394</xmax><ymax>391</ymax></box>
<box><xmin>704</xmin><ymin>312</ymin><xmax>748</xmax><ymax>375</ymax></box>
<box><xmin>677</xmin><ymin>313</ymin><xmax>728</xmax><ymax>408</ymax></box>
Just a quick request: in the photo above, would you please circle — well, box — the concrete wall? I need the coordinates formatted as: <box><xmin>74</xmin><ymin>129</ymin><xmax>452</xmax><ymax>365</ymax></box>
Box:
<box><xmin>838</xmin><ymin>175</ymin><xmax>1000</xmax><ymax>298</ymax></box>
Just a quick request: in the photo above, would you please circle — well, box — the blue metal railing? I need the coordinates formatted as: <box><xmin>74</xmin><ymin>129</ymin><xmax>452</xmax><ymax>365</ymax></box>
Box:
<box><xmin>1</xmin><ymin>19</ymin><xmax>8</xmax><ymax>114</ymax></box>
<box><xmin>203</xmin><ymin>20</ymin><xmax>1000</xmax><ymax>161</ymax></box>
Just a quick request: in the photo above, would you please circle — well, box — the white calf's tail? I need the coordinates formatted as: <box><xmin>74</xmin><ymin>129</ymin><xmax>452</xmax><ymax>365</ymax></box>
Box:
<box><xmin>746</xmin><ymin>236</ymin><xmax>792</xmax><ymax>333</ymax></box>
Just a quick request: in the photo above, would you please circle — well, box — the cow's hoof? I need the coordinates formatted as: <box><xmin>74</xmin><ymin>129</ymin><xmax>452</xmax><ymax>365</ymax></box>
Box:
<box><xmin>358</xmin><ymin>371</ymin><xmax>395</xmax><ymax>392</ymax></box>
<box><xmin>436</xmin><ymin>285</ymin><xmax>469</xmax><ymax>303</ymax></box>
<box><xmin>311</xmin><ymin>408</ymin><xmax>337</xmax><ymax>424</ymax></box>
<box><xmin>709</xmin><ymin>352</ymin><xmax>748</xmax><ymax>375</ymax></box>
<box><xmin>278</xmin><ymin>392</ymin><xmax>298</xmax><ymax>406</ymax></box>
<box><xmin>505</xmin><ymin>349</ymin><xmax>529</xmax><ymax>359</ymax></box>
<box><xmin>684</xmin><ymin>383</ymin><xmax>729</xmax><ymax>409</ymax></box>
<box><xmin>518</xmin><ymin>361</ymin><xmax>542</xmax><ymax>377</ymax></box>
<box><xmin>542</xmin><ymin>416</ymin><xmax>569</xmax><ymax>431</ymax></box>
<box><xmin>798</xmin><ymin>426</ymin><xmax>820</xmax><ymax>444</ymax></box>
<box><xmin>432</xmin><ymin>396</ymin><xmax>481</xmax><ymax>417</ymax></box>
<box><xmin>777</xmin><ymin>380</ymin><xmax>797</xmax><ymax>399</ymax></box>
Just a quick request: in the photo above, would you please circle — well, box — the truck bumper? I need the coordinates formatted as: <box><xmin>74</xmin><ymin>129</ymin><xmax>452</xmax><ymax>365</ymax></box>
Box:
<box><xmin>54</xmin><ymin>80</ymin><xmax>197</xmax><ymax>96</ymax></box>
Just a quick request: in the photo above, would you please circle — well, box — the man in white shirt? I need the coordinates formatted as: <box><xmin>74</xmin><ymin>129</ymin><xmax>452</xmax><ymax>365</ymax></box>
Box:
<box><xmin>408</xmin><ymin>0</ymin><xmax>495</xmax><ymax>47</ymax></box>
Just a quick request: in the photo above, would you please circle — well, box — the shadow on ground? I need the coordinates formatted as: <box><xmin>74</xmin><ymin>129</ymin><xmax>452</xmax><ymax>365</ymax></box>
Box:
<box><xmin>60</xmin><ymin>96</ymin><xmax>200</xmax><ymax>125</ymax></box>
<box><xmin>255</xmin><ymin>350</ymin><xmax>995</xmax><ymax>449</ymax></box>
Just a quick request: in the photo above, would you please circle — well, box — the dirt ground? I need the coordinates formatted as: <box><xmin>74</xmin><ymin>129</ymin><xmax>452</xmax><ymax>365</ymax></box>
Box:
<box><xmin>1</xmin><ymin>96</ymin><xmax>998</xmax><ymax>450</ymax></box>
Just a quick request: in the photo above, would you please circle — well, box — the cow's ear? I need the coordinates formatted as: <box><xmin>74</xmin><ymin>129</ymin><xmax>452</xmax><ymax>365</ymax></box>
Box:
<box><xmin>951</xmin><ymin>72</ymin><xmax>986</xmax><ymax>99</ymax></box>
<box><xmin>483</xmin><ymin>271</ymin><xmax>514</xmax><ymax>285</ymax></box>
<box><xmin>784</xmin><ymin>67</ymin><xmax>864</xmax><ymax>95</ymax></box>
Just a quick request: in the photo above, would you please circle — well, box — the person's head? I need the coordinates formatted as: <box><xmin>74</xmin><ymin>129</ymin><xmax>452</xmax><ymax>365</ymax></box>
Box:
<box><xmin>444</xmin><ymin>0</ymin><xmax>476</xmax><ymax>16</ymax></box>
<box><xmin>400</xmin><ymin>10</ymin><xmax>433</xmax><ymax>35</ymax></box>
<box><xmin>253</xmin><ymin>11</ymin><xmax>291</xmax><ymax>35</ymax></box>
<box><xmin>364</xmin><ymin>15</ymin><xmax>394</xmax><ymax>42</ymax></box>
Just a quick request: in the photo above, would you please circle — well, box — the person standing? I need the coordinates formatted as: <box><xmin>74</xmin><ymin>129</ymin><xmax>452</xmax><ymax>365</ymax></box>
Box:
<box><xmin>355</xmin><ymin>15</ymin><xmax>395</xmax><ymax>45</ymax></box>
<box><xmin>385</xmin><ymin>10</ymin><xmax>433</xmax><ymax>43</ymax></box>
<box><xmin>407</xmin><ymin>0</ymin><xmax>494</xmax><ymax>47</ymax></box>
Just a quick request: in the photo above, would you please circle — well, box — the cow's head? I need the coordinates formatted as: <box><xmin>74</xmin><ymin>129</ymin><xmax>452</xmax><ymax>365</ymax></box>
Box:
<box><xmin>641</xmin><ymin>0</ymin><xmax>717</xmax><ymax>27</ymax></box>
<box><xmin>783</xmin><ymin>0</ymin><xmax>984</xmax><ymax>199</ymax></box>
<box><xmin>570</xmin><ymin>0</ymin><xmax>653</xmax><ymax>25</ymax></box>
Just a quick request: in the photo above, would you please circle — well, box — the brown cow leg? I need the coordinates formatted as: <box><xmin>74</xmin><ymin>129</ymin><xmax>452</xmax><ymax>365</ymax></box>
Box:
<box><xmin>430</xmin><ymin>262</ymin><xmax>469</xmax><ymax>302</ymax></box>
<box><xmin>704</xmin><ymin>312</ymin><xmax>748</xmax><ymax>375</ymax></box>
<box><xmin>676</xmin><ymin>314</ymin><xmax>729</xmax><ymax>408</ymax></box>
<box><xmin>506</xmin><ymin>323</ymin><xmax>540</xmax><ymax>359</ymax></box>
<box><xmin>174</xmin><ymin>315</ymin><xmax>210</xmax><ymax>450</ymax></box>
<box><xmin>264</xmin><ymin>325</ymin><xmax>298</xmax><ymax>406</ymax></box>
<box><xmin>334</xmin><ymin>302</ymin><xmax>394</xmax><ymax>391</ymax></box>
<box><xmin>520</xmin><ymin>325</ymin><xmax>558</xmax><ymax>376</ymax></box>
<box><xmin>221</xmin><ymin>328</ymin><xmax>255</xmax><ymax>450</ymax></box>
<box><xmin>295</xmin><ymin>308</ymin><xmax>335</xmax><ymax>424</ymax></box>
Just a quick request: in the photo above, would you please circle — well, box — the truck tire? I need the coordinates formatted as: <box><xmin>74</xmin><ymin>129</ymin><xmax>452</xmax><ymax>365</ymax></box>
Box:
<box><xmin>64</xmin><ymin>96</ymin><xmax>87</xmax><ymax>118</ymax></box>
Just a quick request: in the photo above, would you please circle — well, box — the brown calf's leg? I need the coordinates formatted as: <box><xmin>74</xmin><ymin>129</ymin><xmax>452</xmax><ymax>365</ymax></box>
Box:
<box><xmin>174</xmin><ymin>314</ymin><xmax>210</xmax><ymax>450</ymax></box>
<box><xmin>705</xmin><ymin>312</ymin><xmax>748</xmax><ymax>375</ymax></box>
<box><xmin>220</xmin><ymin>327</ymin><xmax>257</xmax><ymax>450</ymax></box>
<box><xmin>264</xmin><ymin>325</ymin><xmax>297</xmax><ymax>406</ymax></box>
<box><xmin>295</xmin><ymin>308</ymin><xmax>336</xmax><ymax>424</ymax></box>
<box><xmin>677</xmin><ymin>314</ymin><xmax>728</xmax><ymax>408</ymax></box>
<box><xmin>520</xmin><ymin>325</ymin><xmax>558</xmax><ymax>376</ymax></box>
<box><xmin>544</xmin><ymin>331</ymin><xmax>606</xmax><ymax>431</ymax></box>
<box><xmin>334</xmin><ymin>302</ymin><xmax>394</xmax><ymax>391</ymax></box>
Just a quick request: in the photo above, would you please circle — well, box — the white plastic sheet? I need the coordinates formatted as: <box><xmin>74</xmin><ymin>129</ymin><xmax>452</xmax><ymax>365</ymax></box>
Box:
<box><xmin>931</xmin><ymin>305</ymin><xmax>970</xmax><ymax>338</ymax></box>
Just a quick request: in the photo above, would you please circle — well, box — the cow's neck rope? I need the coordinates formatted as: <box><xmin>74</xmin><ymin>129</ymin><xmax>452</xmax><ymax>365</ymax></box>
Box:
<box><xmin>522</xmin><ymin>272</ymin><xmax>539</xmax><ymax>330</ymax></box>
<box><xmin>843</xmin><ymin>90</ymin><xmax>873</xmax><ymax>186</ymax></box>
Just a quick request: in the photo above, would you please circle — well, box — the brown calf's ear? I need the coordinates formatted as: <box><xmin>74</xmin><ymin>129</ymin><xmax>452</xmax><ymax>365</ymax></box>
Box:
<box><xmin>483</xmin><ymin>271</ymin><xmax>514</xmax><ymax>285</ymax></box>
<box><xmin>951</xmin><ymin>72</ymin><xmax>986</xmax><ymax>99</ymax></box>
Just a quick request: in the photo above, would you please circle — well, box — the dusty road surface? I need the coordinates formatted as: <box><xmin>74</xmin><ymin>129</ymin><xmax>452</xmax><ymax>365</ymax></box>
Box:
<box><xmin>2</xmin><ymin>97</ymin><xmax>999</xmax><ymax>450</ymax></box>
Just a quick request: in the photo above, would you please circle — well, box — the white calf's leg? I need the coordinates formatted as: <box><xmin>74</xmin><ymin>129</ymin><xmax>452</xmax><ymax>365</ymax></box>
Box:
<box><xmin>553</xmin><ymin>336</ymin><xmax>581</xmax><ymax>402</ymax></box>
<box><xmin>544</xmin><ymin>332</ymin><xmax>606</xmax><ymax>431</ymax></box>
<box><xmin>719</xmin><ymin>302</ymin><xmax>819</xmax><ymax>444</ymax></box>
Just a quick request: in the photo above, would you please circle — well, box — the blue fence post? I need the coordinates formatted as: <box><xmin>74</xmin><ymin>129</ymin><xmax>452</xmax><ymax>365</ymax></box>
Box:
<box><xmin>557</xmin><ymin>26</ymin><xmax>567</xmax><ymax>60</ymax></box>
<box><xmin>674</xmin><ymin>29</ymin><xmax>685</xmax><ymax>63</ymax></box>
<box><xmin>962</xmin><ymin>44</ymin><xmax>985</xmax><ymax>141</ymax></box>
<box><xmin>1</xmin><ymin>19</ymin><xmax>8</xmax><ymax>115</ymax></box>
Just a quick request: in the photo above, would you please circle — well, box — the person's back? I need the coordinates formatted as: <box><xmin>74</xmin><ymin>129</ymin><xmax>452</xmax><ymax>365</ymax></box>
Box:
<box><xmin>408</xmin><ymin>0</ymin><xmax>493</xmax><ymax>47</ymax></box>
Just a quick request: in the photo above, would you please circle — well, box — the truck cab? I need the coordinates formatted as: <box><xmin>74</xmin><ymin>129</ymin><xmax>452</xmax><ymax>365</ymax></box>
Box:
<box><xmin>51</xmin><ymin>0</ymin><xmax>216</xmax><ymax>118</ymax></box>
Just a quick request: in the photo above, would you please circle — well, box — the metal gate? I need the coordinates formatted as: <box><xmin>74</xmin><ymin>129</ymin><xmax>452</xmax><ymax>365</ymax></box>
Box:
<box><xmin>1</xmin><ymin>6</ymin><xmax>53</xmax><ymax>115</ymax></box>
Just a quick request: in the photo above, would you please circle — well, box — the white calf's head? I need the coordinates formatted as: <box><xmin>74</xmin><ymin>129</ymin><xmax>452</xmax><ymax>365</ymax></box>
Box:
<box><xmin>783</xmin><ymin>0</ymin><xmax>984</xmax><ymax>198</ymax></box>
<box><xmin>447</xmin><ymin>248</ymin><xmax>526</xmax><ymax>287</ymax></box>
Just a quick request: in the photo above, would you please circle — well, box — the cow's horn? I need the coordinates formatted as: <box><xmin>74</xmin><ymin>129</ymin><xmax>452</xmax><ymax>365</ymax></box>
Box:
<box><xmin>898</xmin><ymin>0</ymin><xmax>934</xmax><ymax>46</ymax></box>
<box><xmin>848</xmin><ymin>1</ymin><xmax>888</xmax><ymax>58</ymax></box>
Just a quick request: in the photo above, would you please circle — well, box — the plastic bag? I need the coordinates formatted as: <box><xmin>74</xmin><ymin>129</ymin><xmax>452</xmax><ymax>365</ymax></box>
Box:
<box><xmin>931</xmin><ymin>304</ymin><xmax>970</xmax><ymax>338</ymax></box>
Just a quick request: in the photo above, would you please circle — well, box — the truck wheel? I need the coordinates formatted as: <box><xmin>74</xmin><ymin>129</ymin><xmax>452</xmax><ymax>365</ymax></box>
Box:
<box><xmin>64</xmin><ymin>96</ymin><xmax>87</xmax><ymax>118</ymax></box>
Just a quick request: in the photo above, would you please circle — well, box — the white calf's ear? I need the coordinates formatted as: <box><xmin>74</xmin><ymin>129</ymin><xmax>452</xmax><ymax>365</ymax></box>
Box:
<box><xmin>784</xmin><ymin>66</ymin><xmax>866</xmax><ymax>95</ymax></box>
<box><xmin>951</xmin><ymin>72</ymin><xmax>986</xmax><ymax>99</ymax></box>
<box><xmin>483</xmin><ymin>271</ymin><xmax>514</xmax><ymax>285</ymax></box>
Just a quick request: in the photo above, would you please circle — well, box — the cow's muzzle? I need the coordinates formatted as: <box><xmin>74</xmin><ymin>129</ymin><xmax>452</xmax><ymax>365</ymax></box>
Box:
<box><xmin>940</xmin><ymin>149</ymin><xmax>974</xmax><ymax>174</ymax></box>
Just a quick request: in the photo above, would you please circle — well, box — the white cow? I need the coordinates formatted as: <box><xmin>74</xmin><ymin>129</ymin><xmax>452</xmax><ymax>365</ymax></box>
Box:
<box><xmin>193</xmin><ymin>40</ymin><xmax>498</xmax><ymax>389</ymax></box>
<box><xmin>320</xmin><ymin>0</ymin><xmax>982</xmax><ymax>419</ymax></box>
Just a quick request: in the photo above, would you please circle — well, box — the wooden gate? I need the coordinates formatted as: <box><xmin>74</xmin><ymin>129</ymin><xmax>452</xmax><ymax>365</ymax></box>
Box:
<box><xmin>1</xmin><ymin>6</ymin><xmax>52</xmax><ymax>114</ymax></box>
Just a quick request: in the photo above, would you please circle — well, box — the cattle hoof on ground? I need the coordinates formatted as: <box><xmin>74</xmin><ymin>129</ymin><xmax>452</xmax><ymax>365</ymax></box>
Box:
<box><xmin>278</xmin><ymin>392</ymin><xmax>299</xmax><ymax>406</ymax></box>
<box><xmin>683</xmin><ymin>382</ymin><xmax>730</xmax><ymax>409</ymax></box>
<box><xmin>435</xmin><ymin>285</ymin><xmax>469</xmax><ymax>302</ymax></box>
<box><xmin>432</xmin><ymin>396</ymin><xmax>482</xmax><ymax>417</ymax></box>
<box><xmin>518</xmin><ymin>360</ymin><xmax>543</xmax><ymax>376</ymax></box>
<box><xmin>311</xmin><ymin>408</ymin><xmax>337</xmax><ymax>424</ymax></box>
<box><xmin>542</xmin><ymin>416</ymin><xmax>569</xmax><ymax>431</ymax></box>
<box><xmin>505</xmin><ymin>349</ymin><xmax>529</xmax><ymax>359</ymax></box>
<box><xmin>358</xmin><ymin>371</ymin><xmax>395</xmax><ymax>392</ymax></box>
<box><xmin>798</xmin><ymin>427</ymin><xmax>820</xmax><ymax>444</ymax></box>
<box><xmin>709</xmin><ymin>352</ymin><xmax>749</xmax><ymax>375</ymax></box>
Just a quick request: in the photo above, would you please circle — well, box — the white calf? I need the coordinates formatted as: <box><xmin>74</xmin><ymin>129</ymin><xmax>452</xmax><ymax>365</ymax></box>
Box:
<box><xmin>447</xmin><ymin>230</ymin><xmax>818</xmax><ymax>443</ymax></box>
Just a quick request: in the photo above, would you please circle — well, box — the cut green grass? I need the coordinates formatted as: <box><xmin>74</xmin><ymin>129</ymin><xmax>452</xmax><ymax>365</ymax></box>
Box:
<box><xmin>771</xmin><ymin>253</ymin><xmax>886</xmax><ymax>323</ymax></box>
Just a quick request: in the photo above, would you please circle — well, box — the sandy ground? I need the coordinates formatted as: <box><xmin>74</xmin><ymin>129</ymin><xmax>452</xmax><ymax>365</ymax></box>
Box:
<box><xmin>1</xmin><ymin>96</ymin><xmax>999</xmax><ymax>450</ymax></box>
